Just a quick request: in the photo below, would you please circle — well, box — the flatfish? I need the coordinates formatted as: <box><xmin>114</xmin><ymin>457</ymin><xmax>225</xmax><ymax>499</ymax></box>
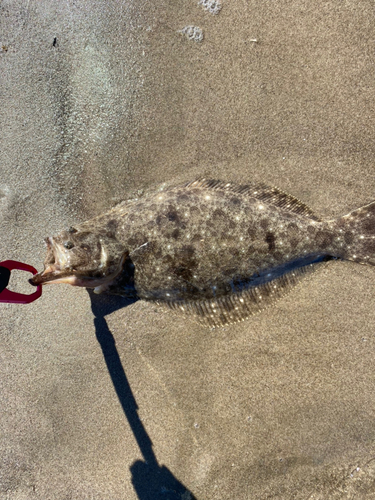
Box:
<box><xmin>31</xmin><ymin>179</ymin><xmax>375</xmax><ymax>327</ymax></box>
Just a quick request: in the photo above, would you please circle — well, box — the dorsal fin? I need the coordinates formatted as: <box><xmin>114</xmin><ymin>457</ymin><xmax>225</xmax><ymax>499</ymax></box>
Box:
<box><xmin>179</xmin><ymin>178</ymin><xmax>321</xmax><ymax>222</ymax></box>
<box><xmin>158</xmin><ymin>260</ymin><xmax>328</xmax><ymax>328</ymax></box>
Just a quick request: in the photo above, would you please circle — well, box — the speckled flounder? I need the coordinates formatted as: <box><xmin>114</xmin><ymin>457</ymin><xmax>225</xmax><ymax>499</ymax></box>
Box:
<box><xmin>31</xmin><ymin>179</ymin><xmax>375</xmax><ymax>327</ymax></box>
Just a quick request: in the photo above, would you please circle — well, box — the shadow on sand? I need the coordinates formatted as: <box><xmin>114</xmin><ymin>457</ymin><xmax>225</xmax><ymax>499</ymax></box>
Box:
<box><xmin>89</xmin><ymin>290</ymin><xmax>197</xmax><ymax>500</ymax></box>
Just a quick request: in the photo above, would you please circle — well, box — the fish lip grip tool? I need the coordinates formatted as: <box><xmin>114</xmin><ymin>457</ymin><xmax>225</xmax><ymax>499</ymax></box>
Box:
<box><xmin>0</xmin><ymin>260</ymin><xmax>42</xmax><ymax>304</ymax></box>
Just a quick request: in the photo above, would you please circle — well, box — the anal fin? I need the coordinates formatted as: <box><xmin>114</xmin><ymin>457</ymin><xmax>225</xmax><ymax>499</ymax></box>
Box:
<box><xmin>160</xmin><ymin>261</ymin><xmax>328</xmax><ymax>328</ymax></box>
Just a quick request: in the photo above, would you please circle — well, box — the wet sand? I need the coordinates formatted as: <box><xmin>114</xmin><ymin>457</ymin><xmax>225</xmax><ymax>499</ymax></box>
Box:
<box><xmin>1</xmin><ymin>0</ymin><xmax>375</xmax><ymax>498</ymax></box>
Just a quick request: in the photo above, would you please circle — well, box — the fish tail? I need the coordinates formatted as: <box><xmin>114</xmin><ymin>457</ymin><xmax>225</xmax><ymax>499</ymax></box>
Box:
<box><xmin>334</xmin><ymin>201</ymin><xmax>375</xmax><ymax>265</ymax></box>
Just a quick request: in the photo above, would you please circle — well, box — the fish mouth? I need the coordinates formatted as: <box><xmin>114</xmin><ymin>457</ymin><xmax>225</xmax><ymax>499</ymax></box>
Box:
<box><xmin>29</xmin><ymin>266</ymin><xmax>80</xmax><ymax>286</ymax></box>
<box><xmin>30</xmin><ymin>264</ymin><xmax>119</xmax><ymax>288</ymax></box>
<box><xmin>30</xmin><ymin>238</ymin><xmax>63</xmax><ymax>285</ymax></box>
<box><xmin>29</xmin><ymin>237</ymin><xmax>71</xmax><ymax>285</ymax></box>
<box><xmin>30</xmin><ymin>265</ymin><xmax>120</xmax><ymax>287</ymax></box>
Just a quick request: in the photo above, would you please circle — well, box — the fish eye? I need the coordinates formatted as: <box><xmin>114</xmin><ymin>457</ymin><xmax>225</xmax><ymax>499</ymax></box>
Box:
<box><xmin>64</xmin><ymin>241</ymin><xmax>74</xmax><ymax>249</ymax></box>
<box><xmin>68</xmin><ymin>227</ymin><xmax>77</xmax><ymax>234</ymax></box>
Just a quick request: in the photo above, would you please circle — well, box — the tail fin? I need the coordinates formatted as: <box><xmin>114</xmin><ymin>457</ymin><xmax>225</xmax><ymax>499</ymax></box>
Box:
<box><xmin>334</xmin><ymin>201</ymin><xmax>375</xmax><ymax>265</ymax></box>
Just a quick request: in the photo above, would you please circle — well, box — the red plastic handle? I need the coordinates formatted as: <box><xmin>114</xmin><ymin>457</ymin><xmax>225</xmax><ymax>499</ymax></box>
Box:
<box><xmin>0</xmin><ymin>260</ymin><xmax>42</xmax><ymax>304</ymax></box>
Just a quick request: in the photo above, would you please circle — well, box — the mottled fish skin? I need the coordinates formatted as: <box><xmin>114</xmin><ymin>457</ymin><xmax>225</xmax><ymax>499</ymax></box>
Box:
<box><xmin>31</xmin><ymin>179</ymin><xmax>375</xmax><ymax>327</ymax></box>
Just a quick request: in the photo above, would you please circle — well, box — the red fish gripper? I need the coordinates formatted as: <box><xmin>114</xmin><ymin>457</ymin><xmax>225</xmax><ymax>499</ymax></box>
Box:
<box><xmin>0</xmin><ymin>260</ymin><xmax>42</xmax><ymax>304</ymax></box>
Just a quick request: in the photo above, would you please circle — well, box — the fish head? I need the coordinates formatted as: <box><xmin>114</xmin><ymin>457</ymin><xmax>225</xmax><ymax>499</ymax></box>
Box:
<box><xmin>30</xmin><ymin>227</ymin><xmax>127</xmax><ymax>288</ymax></box>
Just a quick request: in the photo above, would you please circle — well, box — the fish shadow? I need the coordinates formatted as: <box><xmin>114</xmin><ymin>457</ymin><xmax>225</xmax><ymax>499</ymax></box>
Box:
<box><xmin>88</xmin><ymin>290</ymin><xmax>197</xmax><ymax>500</ymax></box>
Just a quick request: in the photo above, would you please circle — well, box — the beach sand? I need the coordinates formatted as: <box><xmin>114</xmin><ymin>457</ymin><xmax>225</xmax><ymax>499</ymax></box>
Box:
<box><xmin>1</xmin><ymin>0</ymin><xmax>375</xmax><ymax>498</ymax></box>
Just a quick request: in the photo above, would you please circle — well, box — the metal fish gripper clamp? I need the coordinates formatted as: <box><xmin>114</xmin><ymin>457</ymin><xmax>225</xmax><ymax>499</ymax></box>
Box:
<box><xmin>0</xmin><ymin>260</ymin><xmax>42</xmax><ymax>304</ymax></box>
